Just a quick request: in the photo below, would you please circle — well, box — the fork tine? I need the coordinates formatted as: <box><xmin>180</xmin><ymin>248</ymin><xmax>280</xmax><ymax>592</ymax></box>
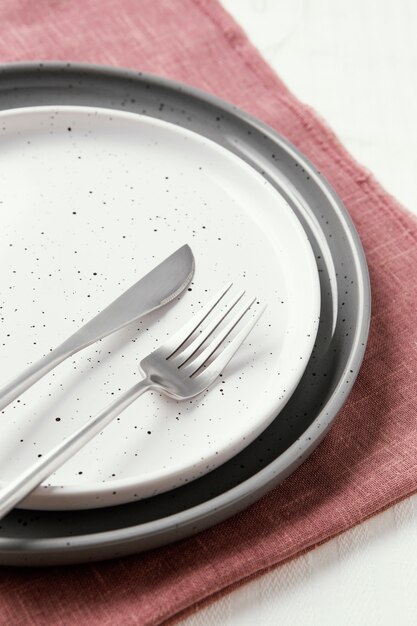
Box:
<box><xmin>175</xmin><ymin>290</ymin><xmax>245</xmax><ymax>367</ymax></box>
<box><xmin>165</xmin><ymin>282</ymin><xmax>232</xmax><ymax>357</ymax></box>
<box><xmin>182</xmin><ymin>296</ymin><xmax>257</xmax><ymax>376</ymax></box>
<box><xmin>193</xmin><ymin>305</ymin><xmax>266</xmax><ymax>380</ymax></box>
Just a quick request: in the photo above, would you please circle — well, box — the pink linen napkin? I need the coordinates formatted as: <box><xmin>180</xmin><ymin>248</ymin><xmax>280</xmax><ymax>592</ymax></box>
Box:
<box><xmin>0</xmin><ymin>1</ymin><xmax>416</xmax><ymax>624</ymax></box>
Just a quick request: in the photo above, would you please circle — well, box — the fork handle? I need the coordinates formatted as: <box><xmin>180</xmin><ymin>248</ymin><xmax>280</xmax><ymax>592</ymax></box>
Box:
<box><xmin>0</xmin><ymin>377</ymin><xmax>152</xmax><ymax>520</ymax></box>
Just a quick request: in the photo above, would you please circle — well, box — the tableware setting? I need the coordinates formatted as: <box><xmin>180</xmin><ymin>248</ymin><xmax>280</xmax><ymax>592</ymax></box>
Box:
<box><xmin>0</xmin><ymin>62</ymin><xmax>369</xmax><ymax>566</ymax></box>
<box><xmin>2</xmin><ymin>3</ymin><xmax>417</xmax><ymax>626</ymax></box>
<box><xmin>0</xmin><ymin>99</ymin><xmax>320</xmax><ymax>515</ymax></box>
<box><xmin>0</xmin><ymin>282</ymin><xmax>265</xmax><ymax>520</ymax></box>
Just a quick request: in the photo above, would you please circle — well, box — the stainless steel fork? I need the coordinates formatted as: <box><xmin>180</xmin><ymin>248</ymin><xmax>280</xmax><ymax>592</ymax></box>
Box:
<box><xmin>0</xmin><ymin>283</ymin><xmax>264</xmax><ymax>519</ymax></box>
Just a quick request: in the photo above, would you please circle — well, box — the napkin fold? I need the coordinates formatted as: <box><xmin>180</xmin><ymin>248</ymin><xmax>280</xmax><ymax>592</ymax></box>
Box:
<box><xmin>1</xmin><ymin>1</ymin><xmax>417</xmax><ymax>624</ymax></box>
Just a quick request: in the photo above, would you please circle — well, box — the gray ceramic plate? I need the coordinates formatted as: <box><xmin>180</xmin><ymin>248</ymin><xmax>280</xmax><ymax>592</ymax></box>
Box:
<box><xmin>0</xmin><ymin>63</ymin><xmax>370</xmax><ymax>566</ymax></box>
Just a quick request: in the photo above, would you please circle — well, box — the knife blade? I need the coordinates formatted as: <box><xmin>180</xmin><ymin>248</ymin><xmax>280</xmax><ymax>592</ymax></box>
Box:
<box><xmin>0</xmin><ymin>244</ymin><xmax>195</xmax><ymax>412</ymax></box>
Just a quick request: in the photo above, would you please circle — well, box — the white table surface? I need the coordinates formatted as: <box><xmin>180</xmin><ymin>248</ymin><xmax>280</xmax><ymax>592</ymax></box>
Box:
<box><xmin>181</xmin><ymin>1</ymin><xmax>417</xmax><ymax>624</ymax></box>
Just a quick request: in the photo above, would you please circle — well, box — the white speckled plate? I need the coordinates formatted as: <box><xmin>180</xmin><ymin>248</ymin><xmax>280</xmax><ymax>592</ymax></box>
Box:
<box><xmin>0</xmin><ymin>105</ymin><xmax>320</xmax><ymax>510</ymax></box>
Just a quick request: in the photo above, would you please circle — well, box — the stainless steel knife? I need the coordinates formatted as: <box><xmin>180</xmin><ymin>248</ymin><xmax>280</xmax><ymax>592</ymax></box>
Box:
<box><xmin>0</xmin><ymin>244</ymin><xmax>195</xmax><ymax>412</ymax></box>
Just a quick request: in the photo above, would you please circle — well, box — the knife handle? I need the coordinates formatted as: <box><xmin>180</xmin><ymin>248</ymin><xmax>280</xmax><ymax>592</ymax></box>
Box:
<box><xmin>0</xmin><ymin>339</ymin><xmax>75</xmax><ymax>413</ymax></box>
